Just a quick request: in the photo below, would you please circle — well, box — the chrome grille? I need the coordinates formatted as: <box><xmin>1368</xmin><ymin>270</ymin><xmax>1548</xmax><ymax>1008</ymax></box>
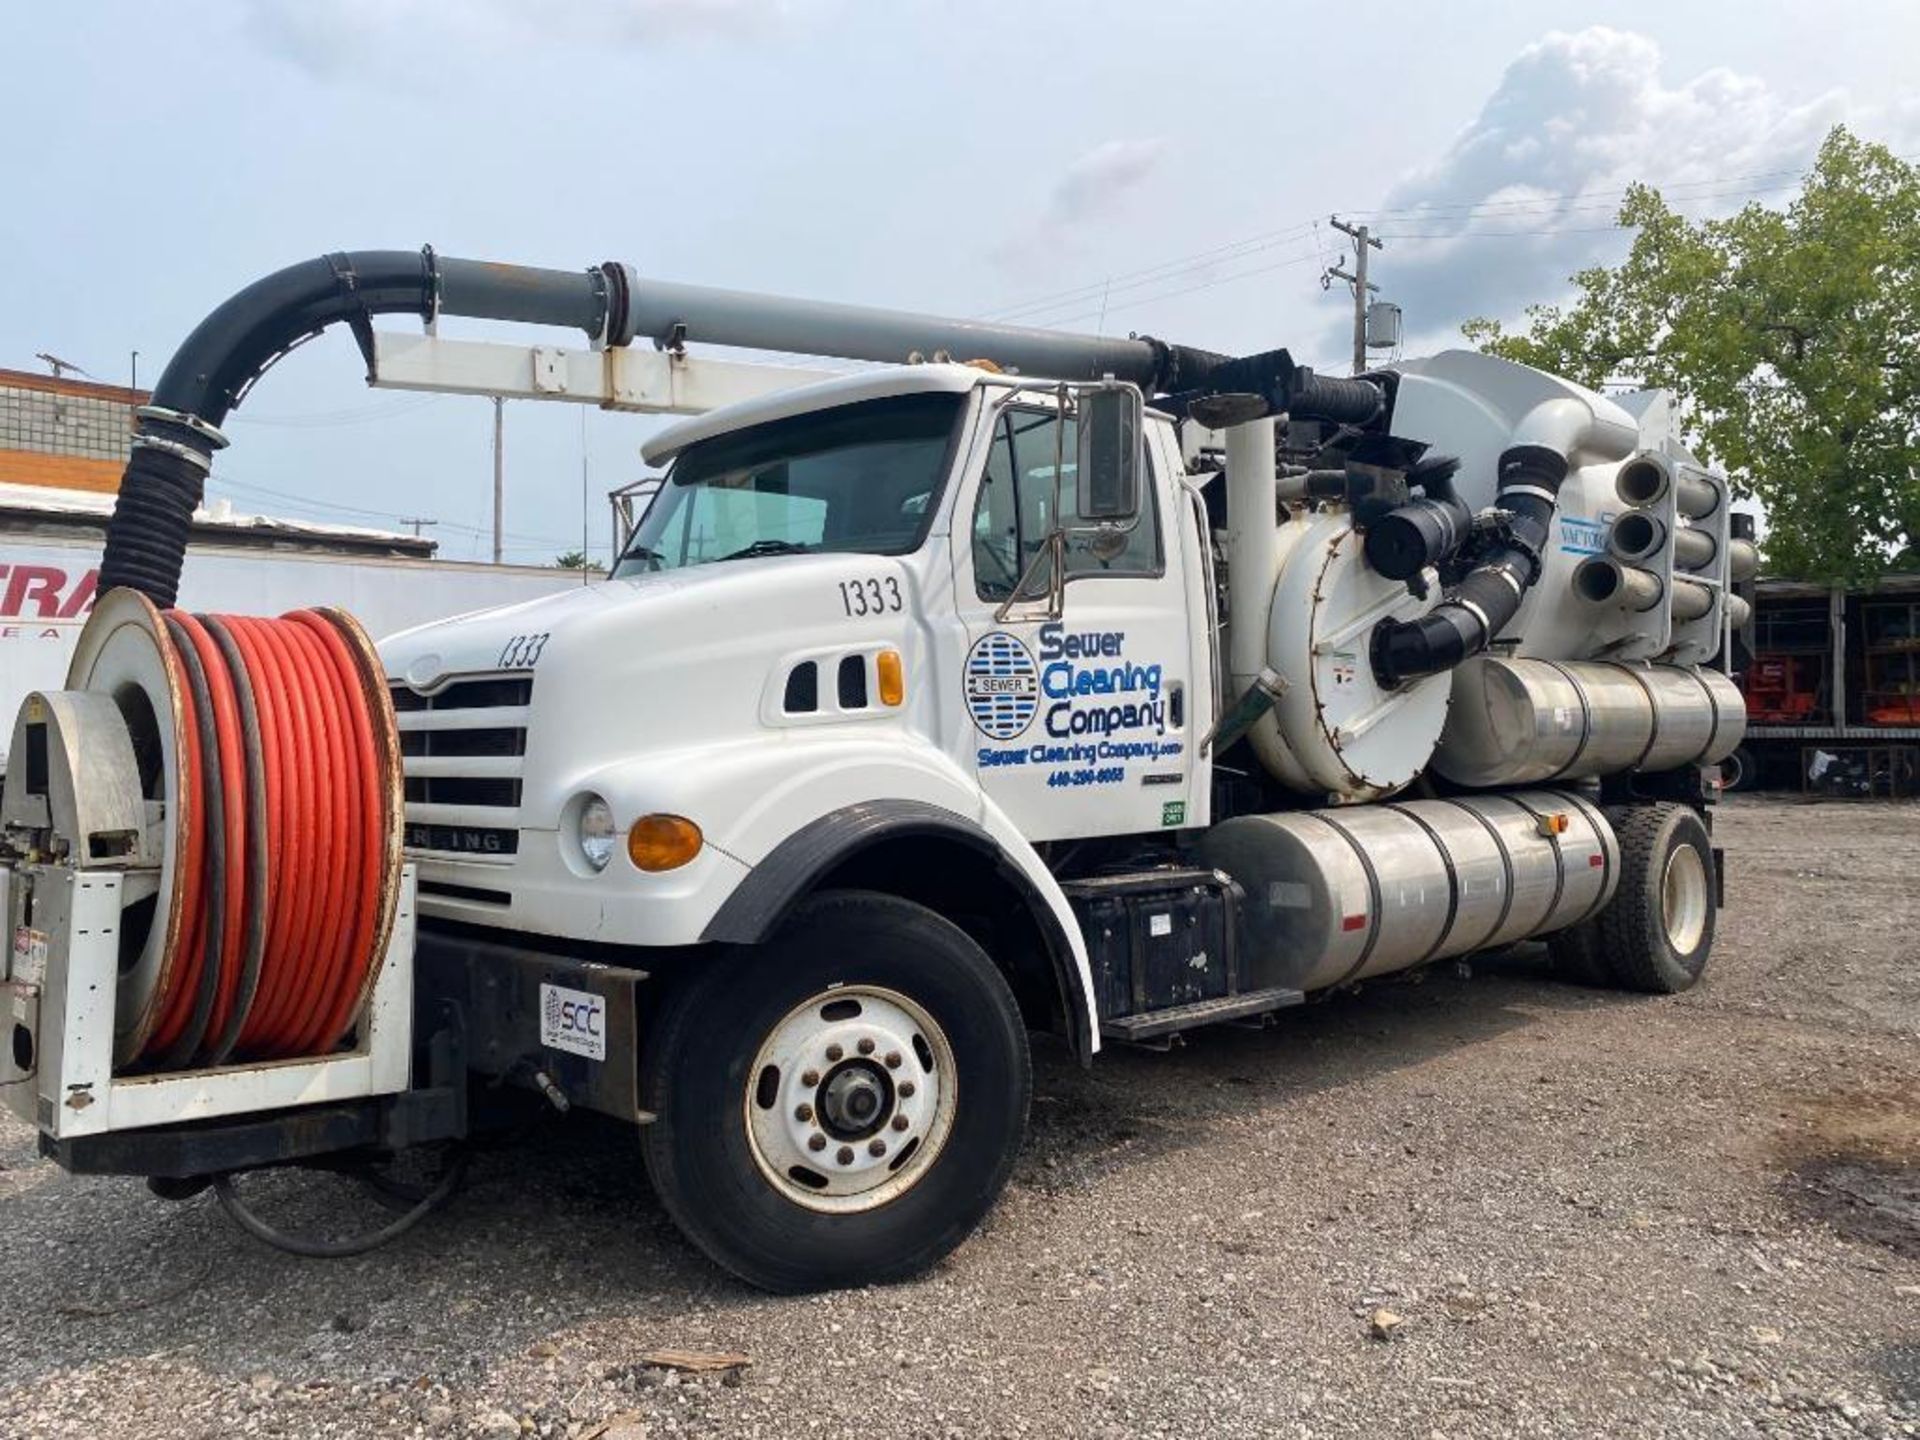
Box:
<box><xmin>390</xmin><ymin>675</ymin><xmax>532</xmax><ymax>880</ymax></box>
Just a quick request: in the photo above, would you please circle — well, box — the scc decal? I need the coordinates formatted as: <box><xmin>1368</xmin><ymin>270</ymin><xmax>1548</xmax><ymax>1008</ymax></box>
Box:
<box><xmin>539</xmin><ymin>982</ymin><xmax>607</xmax><ymax>1061</ymax></box>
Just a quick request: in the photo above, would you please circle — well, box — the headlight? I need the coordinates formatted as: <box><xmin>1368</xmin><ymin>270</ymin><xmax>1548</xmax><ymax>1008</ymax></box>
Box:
<box><xmin>577</xmin><ymin>794</ymin><xmax>617</xmax><ymax>872</ymax></box>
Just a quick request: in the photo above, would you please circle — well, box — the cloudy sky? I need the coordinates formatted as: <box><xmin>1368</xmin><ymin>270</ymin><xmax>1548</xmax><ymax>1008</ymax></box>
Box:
<box><xmin>4</xmin><ymin>2</ymin><xmax>1917</xmax><ymax>564</ymax></box>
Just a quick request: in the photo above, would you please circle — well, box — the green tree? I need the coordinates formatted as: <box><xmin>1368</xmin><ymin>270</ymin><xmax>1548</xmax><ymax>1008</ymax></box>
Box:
<box><xmin>552</xmin><ymin>549</ymin><xmax>595</xmax><ymax>570</ymax></box>
<box><xmin>1462</xmin><ymin>126</ymin><xmax>1920</xmax><ymax>583</ymax></box>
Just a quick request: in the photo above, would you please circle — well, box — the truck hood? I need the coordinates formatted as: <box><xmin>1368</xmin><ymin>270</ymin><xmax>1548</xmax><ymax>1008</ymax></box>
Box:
<box><xmin>379</xmin><ymin>553</ymin><xmax>931</xmax><ymax>822</ymax></box>
<box><xmin>382</xmin><ymin>556</ymin><xmax>871</xmax><ymax>695</ymax></box>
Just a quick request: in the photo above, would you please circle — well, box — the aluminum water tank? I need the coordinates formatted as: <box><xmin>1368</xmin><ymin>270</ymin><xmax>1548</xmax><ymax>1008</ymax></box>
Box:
<box><xmin>1432</xmin><ymin>656</ymin><xmax>1745</xmax><ymax>788</ymax></box>
<box><xmin>1193</xmin><ymin>789</ymin><xmax>1617</xmax><ymax>995</ymax></box>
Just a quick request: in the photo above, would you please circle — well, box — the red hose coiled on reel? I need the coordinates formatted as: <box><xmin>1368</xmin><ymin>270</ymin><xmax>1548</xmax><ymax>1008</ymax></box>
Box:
<box><xmin>136</xmin><ymin>608</ymin><xmax>401</xmax><ymax>1069</ymax></box>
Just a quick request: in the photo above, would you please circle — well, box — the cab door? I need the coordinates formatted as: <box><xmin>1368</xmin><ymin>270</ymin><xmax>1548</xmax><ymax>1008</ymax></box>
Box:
<box><xmin>949</xmin><ymin>400</ymin><xmax>1205</xmax><ymax>843</ymax></box>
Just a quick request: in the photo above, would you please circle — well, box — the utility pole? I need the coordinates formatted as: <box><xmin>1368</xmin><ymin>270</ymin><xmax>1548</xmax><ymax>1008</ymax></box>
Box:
<box><xmin>398</xmin><ymin>516</ymin><xmax>438</xmax><ymax>539</ymax></box>
<box><xmin>1324</xmin><ymin>216</ymin><xmax>1383</xmax><ymax>376</ymax></box>
<box><xmin>491</xmin><ymin>395</ymin><xmax>504</xmax><ymax>565</ymax></box>
<box><xmin>580</xmin><ymin>408</ymin><xmax>593</xmax><ymax>585</ymax></box>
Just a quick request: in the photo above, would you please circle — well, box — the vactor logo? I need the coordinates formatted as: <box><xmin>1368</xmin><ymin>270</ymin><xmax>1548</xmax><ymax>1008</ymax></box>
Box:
<box><xmin>965</xmin><ymin>632</ymin><xmax>1039</xmax><ymax>739</ymax></box>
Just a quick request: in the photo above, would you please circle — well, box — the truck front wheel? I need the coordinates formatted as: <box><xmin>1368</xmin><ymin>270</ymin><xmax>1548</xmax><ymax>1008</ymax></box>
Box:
<box><xmin>641</xmin><ymin>890</ymin><xmax>1031</xmax><ymax>1292</ymax></box>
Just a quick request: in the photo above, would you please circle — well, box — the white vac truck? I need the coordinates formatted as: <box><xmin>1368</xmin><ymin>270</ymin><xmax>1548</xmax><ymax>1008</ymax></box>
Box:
<box><xmin>0</xmin><ymin>250</ymin><xmax>1749</xmax><ymax>1291</ymax></box>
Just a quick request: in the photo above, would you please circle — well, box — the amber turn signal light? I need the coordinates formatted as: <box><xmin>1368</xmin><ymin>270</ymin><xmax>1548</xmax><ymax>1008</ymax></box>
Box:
<box><xmin>629</xmin><ymin>814</ymin><xmax>703</xmax><ymax>871</ymax></box>
<box><xmin>876</xmin><ymin>649</ymin><xmax>905</xmax><ymax>707</ymax></box>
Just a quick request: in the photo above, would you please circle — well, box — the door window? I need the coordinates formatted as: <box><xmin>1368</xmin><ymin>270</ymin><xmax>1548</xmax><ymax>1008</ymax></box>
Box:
<box><xmin>970</xmin><ymin>407</ymin><xmax>1160</xmax><ymax>600</ymax></box>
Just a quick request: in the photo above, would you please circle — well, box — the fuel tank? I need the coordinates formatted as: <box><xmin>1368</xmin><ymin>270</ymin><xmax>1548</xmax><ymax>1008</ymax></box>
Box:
<box><xmin>1194</xmin><ymin>789</ymin><xmax>1617</xmax><ymax>994</ymax></box>
<box><xmin>1431</xmin><ymin>655</ymin><xmax>1745</xmax><ymax>789</ymax></box>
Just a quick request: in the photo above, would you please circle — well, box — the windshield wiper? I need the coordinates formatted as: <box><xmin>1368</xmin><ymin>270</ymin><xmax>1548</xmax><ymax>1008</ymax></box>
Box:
<box><xmin>718</xmin><ymin>539</ymin><xmax>814</xmax><ymax>561</ymax></box>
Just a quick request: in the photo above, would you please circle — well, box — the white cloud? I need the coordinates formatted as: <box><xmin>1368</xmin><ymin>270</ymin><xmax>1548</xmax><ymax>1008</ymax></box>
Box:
<box><xmin>994</xmin><ymin>137</ymin><xmax>1171</xmax><ymax>272</ymax></box>
<box><xmin>1044</xmin><ymin>138</ymin><xmax>1171</xmax><ymax>226</ymax></box>
<box><xmin>244</xmin><ymin>0</ymin><xmax>811</xmax><ymax>78</ymax></box>
<box><xmin>1355</xmin><ymin>26</ymin><xmax>1910</xmax><ymax>354</ymax></box>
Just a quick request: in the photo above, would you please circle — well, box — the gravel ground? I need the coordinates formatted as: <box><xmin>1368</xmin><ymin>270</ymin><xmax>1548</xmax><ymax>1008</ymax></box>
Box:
<box><xmin>3</xmin><ymin>794</ymin><xmax>1918</xmax><ymax>1439</ymax></box>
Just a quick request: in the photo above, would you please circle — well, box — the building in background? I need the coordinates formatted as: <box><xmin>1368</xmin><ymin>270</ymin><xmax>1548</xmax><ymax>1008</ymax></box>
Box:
<box><xmin>0</xmin><ymin>364</ymin><xmax>581</xmax><ymax>770</ymax></box>
<box><xmin>0</xmin><ymin>366</ymin><xmax>149</xmax><ymax>493</ymax></box>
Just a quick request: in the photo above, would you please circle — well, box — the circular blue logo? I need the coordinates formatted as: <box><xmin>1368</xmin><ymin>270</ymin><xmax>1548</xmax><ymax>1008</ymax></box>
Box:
<box><xmin>965</xmin><ymin>632</ymin><xmax>1039</xmax><ymax>740</ymax></box>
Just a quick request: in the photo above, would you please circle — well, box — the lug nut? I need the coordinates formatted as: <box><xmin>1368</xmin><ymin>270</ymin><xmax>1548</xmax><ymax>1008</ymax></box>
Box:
<box><xmin>890</xmin><ymin>1115</ymin><xmax>909</xmax><ymax>1132</ymax></box>
<box><xmin>836</xmin><ymin>1146</ymin><xmax>854</xmax><ymax>1166</ymax></box>
<box><xmin>825</xmin><ymin>1044</ymin><xmax>844</xmax><ymax>1063</ymax></box>
<box><xmin>884</xmin><ymin>1051</ymin><xmax>902</xmax><ymax>1069</ymax></box>
<box><xmin>868</xmin><ymin>1139</ymin><xmax>887</xmax><ymax>1157</ymax></box>
<box><xmin>899</xmin><ymin>1081</ymin><xmax>917</xmax><ymax>1098</ymax></box>
<box><xmin>857</xmin><ymin>1037</ymin><xmax>875</xmax><ymax>1056</ymax></box>
<box><xmin>795</xmin><ymin>1103</ymin><xmax>814</xmax><ymax>1123</ymax></box>
<box><xmin>801</xmin><ymin>1069</ymin><xmax>821</xmax><ymax>1087</ymax></box>
<box><xmin>808</xmin><ymin>1134</ymin><xmax>827</xmax><ymax>1153</ymax></box>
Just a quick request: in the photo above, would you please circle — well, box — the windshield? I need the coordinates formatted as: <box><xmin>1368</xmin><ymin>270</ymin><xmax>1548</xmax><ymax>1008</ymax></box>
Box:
<box><xmin>613</xmin><ymin>392</ymin><xmax>963</xmax><ymax>576</ymax></box>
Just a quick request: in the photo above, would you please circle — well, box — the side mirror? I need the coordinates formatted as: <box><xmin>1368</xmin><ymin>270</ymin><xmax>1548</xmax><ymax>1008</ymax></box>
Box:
<box><xmin>1076</xmin><ymin>385</ymin><xmax>1143</xmax><ymax>523</ymax></box>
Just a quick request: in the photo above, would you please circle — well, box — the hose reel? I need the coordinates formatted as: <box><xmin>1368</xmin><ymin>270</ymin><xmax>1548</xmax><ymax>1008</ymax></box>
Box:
<box><xmin>10</xmin><ymin>588</ymin><xmax>404</xmax><ymax>1071</ymax></box>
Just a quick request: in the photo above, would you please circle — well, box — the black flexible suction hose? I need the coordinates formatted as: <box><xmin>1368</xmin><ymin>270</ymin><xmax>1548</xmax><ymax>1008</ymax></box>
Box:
<box><xmin>100</xmin><ymin>251</ymin><xmax>443</xmax><ymax>607</ymax></box>
<box><xmin>1286</xmin><ymin>368</ymin><xmax>1385</xmax><ymax>426</ymax></box>
<box><xmin>1155</xmin><ymin>349</ymin><xmax>1387</xmax><ymax>429</ymax></box>
<box><xmin>1370</xmin><ymin>445</ymin><xmax>1571</xmax><ymax>687</ymax></box>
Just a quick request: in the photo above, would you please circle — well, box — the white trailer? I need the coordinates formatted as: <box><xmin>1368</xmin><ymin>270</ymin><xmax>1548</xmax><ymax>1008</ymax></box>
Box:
<box><xmin>3</xmin><ymin>248</ymin><xmax>1750</xmax><ymax>1293</ymax></box>
<box><xmin>0</xmin><ymin>483</ymin><xmax>588</xmax><ymax>771</ymax></box>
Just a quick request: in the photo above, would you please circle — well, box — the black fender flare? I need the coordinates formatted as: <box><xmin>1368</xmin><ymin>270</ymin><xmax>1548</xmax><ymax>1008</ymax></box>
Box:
<box><xmin>701</xmin><ymin>799</ymin><xmax>1093</xmax><ymax>1061</ymax></box>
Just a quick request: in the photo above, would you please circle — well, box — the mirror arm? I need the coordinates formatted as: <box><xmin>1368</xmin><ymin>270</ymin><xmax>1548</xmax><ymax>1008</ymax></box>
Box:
<box><xmin>992</xmin><ymin>527</ymin><xmax>1069</xmax><ymax>625</ymax></box>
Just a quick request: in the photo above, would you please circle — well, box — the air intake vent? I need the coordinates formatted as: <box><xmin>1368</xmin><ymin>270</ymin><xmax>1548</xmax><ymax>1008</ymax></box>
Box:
<box><xmin>837</xmin><ymin>654</ymin><xmax>868</xmax><ymax>709</ymax></box>
<box><xmin>405</xmin><ymin>775</ymin><xmax>522</xmax><ymax>809</ymax></box>
<box><xmin>784</xmin><ymin>661</ymin><xmax>819</xmax><ymax>713</ymax></box>
<box><xmin>390</xmin><ymin>676</ymin><xmax>533</xmax><ymax>712</ymax></box>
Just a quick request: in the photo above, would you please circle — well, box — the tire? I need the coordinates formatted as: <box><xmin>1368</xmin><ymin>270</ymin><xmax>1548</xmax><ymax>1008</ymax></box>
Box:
<box><xmin>1591</xmin><ymin>803</ymin><xmax>1718</xmax><ymax>994</ymax></box>
<box><xmin>640</xmin><ymin>890</ymin><xmax>1031</xmax><ymax>1293</ymax></box>
<box><xmin>1720</xmin><ymin>745</ymin><xmax>1757</xmax><ymax>793</ymax></box>
<box><xmin>1544</xmin><ymin>917</ymin><xmax>1613</xmax><ymax>988</ymax></box>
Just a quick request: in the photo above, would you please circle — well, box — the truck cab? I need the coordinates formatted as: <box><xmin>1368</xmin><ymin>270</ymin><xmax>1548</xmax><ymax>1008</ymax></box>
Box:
<box><xmin>382</xmin><ymin>365</ymin><xmax>1207</xmax><ymax>1056</ymax></box>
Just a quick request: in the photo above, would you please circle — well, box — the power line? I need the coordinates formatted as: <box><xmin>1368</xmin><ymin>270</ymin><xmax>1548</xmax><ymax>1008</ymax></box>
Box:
<box><xmin>1342</xmin><ymin>150</ymin><xmax>1919</xmax><ymax>225</ymax></box>
<box><xmin>228</xmin><ymin>394</ymin><xmax>445</xmax><ymax>428</ymax></box>
<box><xmin>1381</xmin><ymin>224</ymin><xmax>1648</xmax><ymax>240</ymax></box>
<box><xmin>1344</xmin><ymin>170</ymin><xmax>1805</xmax><ymax>222</ymax></box>
<box><xmin>971</xmin><ymin>156</ymin><xmax>1870</xmax><ymax>340</ymax></box>
<box><xmin>205</xmin><ymin>473</ymin><xmax>577</xmax><ymax>549</ymax></box>
<box><xmin>977</xmin><ymin>221</ymin><xmax>1319</xmax><ymax>324</ymax></box>
<box><xmin>1015</xmin><ymin>250</ymin><xmax>1325</xmax><ymax>331</ymax></box>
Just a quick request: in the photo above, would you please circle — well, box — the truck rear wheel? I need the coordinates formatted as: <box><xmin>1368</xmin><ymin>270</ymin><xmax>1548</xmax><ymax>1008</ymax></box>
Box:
<box><xmin>1720</xmin><ymin>745</ymin><xmax>1757</xmax><ymax>793</ymax></box>
<box><xmin>1588</xmin><ymin>802</ymin><xmax>1717</xmax><ymax>994</ymax></box>
<box><xmin>641</xmin><ymin>890</ymin><xmax>1031</xmax><ymax>1292</ymax></box>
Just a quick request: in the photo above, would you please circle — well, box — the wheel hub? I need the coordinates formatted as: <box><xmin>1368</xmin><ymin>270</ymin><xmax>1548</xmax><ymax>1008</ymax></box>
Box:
<box><xmin>743</xmin><ymin>985</ymin><xmax>957</xmax><ymax>1213</ymax></box>
<box><xmin>819</xmin><ymin>1060</ymin><xmax>892</xmax><ymax>1139</ymax></box>
<box><xmin>1661</xmin><ymin>844</ymin><xmax>1709</xmax><ymax>954</ymax></box>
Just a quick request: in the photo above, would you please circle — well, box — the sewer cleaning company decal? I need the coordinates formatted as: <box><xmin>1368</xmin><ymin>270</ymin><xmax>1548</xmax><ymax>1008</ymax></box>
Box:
<box><xmin>970</xmin><ymin>623</ymin><xmax>1182</xmax><ymax>788</ymax></box>
<box><xmin>966</xmin><ymin>631</ymin><xmax>1041</xmax><ymax>739</ymax></box>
